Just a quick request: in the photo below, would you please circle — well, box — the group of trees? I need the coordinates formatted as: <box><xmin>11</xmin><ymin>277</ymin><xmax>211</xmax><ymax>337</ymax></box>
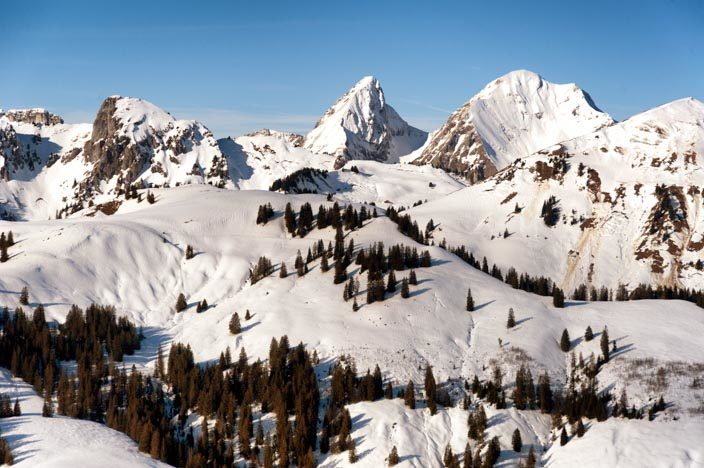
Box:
<box><xmin>256</xmin><ymin>203</ymin><xmax>275</xmax><ymax>225</ymax></box>
<box><xmin>0</xmin><ymin>434</ymin><xmax>12</xmax><ymax>465</ymax></box>
<box><xmin>0</xmin><ymin>231</ymin><xmax>14</xmax><ymax>263</ymax></box>
<box><xmin>0</xmin><ymin>394</ymin><xmax>21</xmax><ymax>418</ymax></box>
<box><xmin>268</xmin><ymin>168</ymin><xmax>329</xmax><ymax>193</ymax></box>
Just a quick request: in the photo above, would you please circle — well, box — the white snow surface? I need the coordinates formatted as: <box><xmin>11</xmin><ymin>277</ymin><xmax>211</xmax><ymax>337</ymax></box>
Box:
<box><xmin>0</xmin><ymin>185</ymin><xmax>702</xmax><ymax>466</ymax></box>
<box><xmin>0</xmin><ymin>368</ymin><xmax>167</xmax><ymax>467</ymax></box>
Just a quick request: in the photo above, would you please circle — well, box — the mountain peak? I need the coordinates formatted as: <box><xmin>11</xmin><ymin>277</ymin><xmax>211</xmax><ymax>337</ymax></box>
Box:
<box><xmin>412</xmin><ymin>71</ymin><xmax>613</xmax><ymax>182</ymax></box>
<box><xmin>304</xmin><ymin>77</ymin><xmax>426</xmax><ymax>168</ymax></box>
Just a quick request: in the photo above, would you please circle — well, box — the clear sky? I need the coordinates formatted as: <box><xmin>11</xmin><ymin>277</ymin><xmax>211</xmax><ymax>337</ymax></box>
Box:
<box><xmin>1</xmin><ymin>0</ymin><xmax>702</xmax><ymax>137</ymax></box>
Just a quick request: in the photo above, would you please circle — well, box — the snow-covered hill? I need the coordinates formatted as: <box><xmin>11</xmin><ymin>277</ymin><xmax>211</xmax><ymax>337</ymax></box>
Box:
<box><xmin>408</xmin><ymin>97</ymin><xmax>704</xmax><ymax>292</ymax></box>
<box><xmin>0</xmin><ymin>185</ymin><xmax>703</xmax><ymax>466</ymax></box>
<box><xmin>411</xmin><ymin>70</ymin><xmax>613</xmax><ymax>183</ymax></box>
<box><xmin>0</xmin><ymin>368</ymin><xmax>167</xmax><ymax>467</ymax></box>
<box><xmin>304</xmin><ymin>76</ymin><xmax>427</xmax><ymax>168</ymax></box>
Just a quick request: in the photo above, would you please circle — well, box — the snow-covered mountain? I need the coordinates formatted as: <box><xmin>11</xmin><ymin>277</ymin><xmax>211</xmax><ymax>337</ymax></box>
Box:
<box><xmin>408</xmin><ymin>97</ymin><xmax>704</xmax><ymax>292</ymax></box>
<box><xmin>304</xmin><ymin>76</ymin><xmax>427</xmax><ymax>168</ymax></box>
<box><xmin>411</xmin><ymin>70</ymin><xmax>613</xmax><ymax>182</ymax></box>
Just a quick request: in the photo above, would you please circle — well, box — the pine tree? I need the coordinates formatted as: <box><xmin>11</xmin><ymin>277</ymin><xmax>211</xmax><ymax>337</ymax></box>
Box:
<box><xmin>7</xmin><ymin>231</ymin><xmax>14</xmax><ymax>246</ymax></box>
<box><xmin>466</xmin><ymin>287</ymin><xmax>474</xmax><ymax>312</ymax></box>
<box><xmin>553</xmin><ymin>287</ymin><xmax>565</xmax><ymax>308</ymax></box>
<box><xmin>424</xmin><ymin>365</ymin><xmax>437</xmax><ymax>415</ymax></box>
<box><xmin>155</xmin><ymin>344</ymin><xmax>165</xmax><ymax>379</ymax></box>
<box><xmin>576</xmin><ymin>419</ymin><xmax>585</xmax><ymax>437</ymax></box>
<box><xmin>404</xmin><ymin>380</ymin><xmax>416</xmax><ymax>409</ymax></box>
<box><xmin>526</xmin><ymin>447</ymin><xmax>536</xmax><ymax>468</ymax></box>
<box><xmin>13</xmin><ymin>398</ymin><xmax>21</xmax><ymax>416</ymax></box>
<box><xmin>511</xmin><ymin>428</ymin><xmax>522</xmax><ymax>452</ymax></box>
<box><xmin>348</xmin><ymin>439</ymin><xmax>358</xmax><ymax>463</ymax></box>
<box><xmin>409</xmin><ymin>269</ymin><xmax>418</xmax><ymax>285</ymax></box>
<box><xmin>42</xmin><ymin>388</ymin><xmax>53</xmax><ymax>417</ymax></box>
<box><xmin>560</xmin><ymin>426</ymin><xmax>568</xmax><ymax>446</ymax></box>
<box><xmin>601</xmin><ymin>326</ymin><xmax>610</xmax><ymax>362</ymax></box>
<box><xmin>279</xmin><ymin>261</ymin><xmax>288</xmax><ymax>278</ymax></box>
<box><xmin>386</xmin><ymin>270</ymin><xmax>397</xmax><ymax>293</ymax></box>
<box><xmin>401</xmin><ymin>278</ymin><xmax>410</xmax><ymax>298</ymax></box>
<box><xmin>388</xmin><ymin>446</ymin><xmax>400</xmax><ymax>466</ymax></box>
<box><xmin>507</xmin><ymin>308</ymin><xmax>516</xmax><ymax>329</ymax></box>
<box><xmin>352</xmin><ymin>298</ymin><xmax>359</xmax><ymax>311</ymax></box>
<box><xmin>0</xmin><ymin>244</ymin><xmax>7</xmax><ymax>263</ymax></box>
<box><xmin>584</xmin><ymin>325</ymin><xmax>594</xmax><ymax>341</ymax></box>
<box><xmin>175</xmin><ymin>293</ymin><xmax>187</xmax><ymax>312</ymax></box>
<box><xmin>229</xmin><ymin>313</ymin><xmax>241</xmax><ymax>335</ymax></box>
<box><xmin>19</xmin><ymin>286</ymin><xmax>29</xmax><ymax>305</ymax></box>
<box><xmin>463</xmin><ymin>442</ymin><xmax>472</xmax><ymax>468</ymax></box>
<box><xmin>560</xmin><ymin>329</ymin><xmax>571</xmax><ymax>352</ymax></box>
<box><xmin>245</xmin><ymin>309</ymin><xmax>251</xmax><ymax>320</ymax></box>
<box><xmin>185</xmin><ymin>245</ymin><xmax>195</xmax><ymax>260</ymax></box>
<box><xmin>321</xmin><ymin>253</ymin><xmax>329</xmax><ymax>272</ymax></box>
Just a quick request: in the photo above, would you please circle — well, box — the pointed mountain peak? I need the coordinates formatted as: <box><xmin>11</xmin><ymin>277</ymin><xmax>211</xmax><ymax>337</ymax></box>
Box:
<box><xmin>304</xmin><ymin>76</ymin><xmax>426</xmax><ymax>168</ymax></box>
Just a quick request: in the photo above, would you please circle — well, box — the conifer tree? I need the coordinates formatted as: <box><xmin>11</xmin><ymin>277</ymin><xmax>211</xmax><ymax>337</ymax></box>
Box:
<box><xmin>245</xmin><ymin>309</ymin><xmax>251</xmax><ymax>320</ymax></box>
<box><xmin>526</xmin><ymin>447</ymin><xmax>536</xmax><ymax>468</ymax></box>
<box><xmin>352</xmin><ymin>298</ymin><xmax>359</xmax><ymax>311</ymax></box>
<box><xmin>348</xmin><ymin>438</ymin><xmax>358</xmax><ymax>463</ymax></box>
<box><xmin>42</xmin><ymin>388</ymin><xmax>53</xmax><ymax>417</ymax></box>
<box><xmin>185</xmin><ymin>245</ymin><xmax>194</xmax><ymax>260</ymax></box>
<box><xmin>175</xmin><ymin>293</ymin><xmax>187</xmax><ymax>312</ymax></box>
<box><xmin>507</xmin><ymin>308</ymin><xmax>516</xmax><ymax>329</ymax></box>
<box><xmin>576</xmin><ymin>418</ymin><xmax>585</xmax><ymax>437</ymax></box>
<box><xmin>511</xmin><ymin>428</ymin><xmax>522</xmax><ymax>452</ymax></box>
<box><xmin>0</xmin><ymin>244</ymin><xmax>7</xmax><ymax>263</ymax></box>
<box><xmin>279</xmin><ymin>261</ymin><xmax>288</xmax><ymax>278</ymax></box>
<box><xmin>401</xmin><ymin>278</ymin><xmax>410</xmax><ymax>298</ymax></box>
<box><xmin>463</xmin><ymin>443</ymin><xmax>472</xmax><ymax>468</ymax></box>
<box><xmin>404</xmin><ymin>380</ymin><xmax>415</xmax><ymax>409</ymax></box>
<box><xmin>553</xmin><ymin>287</ymin><xmax>565</xmax><ymax>308</ymax></box>
<box><xmin>584</xmin><ymin>325</ymin><xmax>594</xmax><ymax>341</ymax></box>
<box><xmin>13</xmin><ymin>398</ymin><xmax>21</xmax><ymax>416</ymax></box>
<box><xmin>560</xmin><ymin>427</ymin><xmax>568</xmax><ymax>446</ymax></box>
<box><xmin>19</xmin><ymin>286</ymin><xmax>29</xmax><ymax>305</ymax></box>
<box><xmin>601</xmin><ymin>326</ymin><xmax>610</xmax><ymax>362</ymax></box>
<box><xmin>560</xmin><ymin>329</ymin><xmax>571</xmax><ymax>352</ymax></box>
<box><xmin>155</xmin><ymin>344</ymin><xmax>165</xmax><ymax>379</ymax></box>
<box><xmin>386</xmin><ymin>270</ymin><xmax>397</xmax><ymax>293</ymax></box>
<box><xmin>388</xmin><ymin>446</ymin><xmax>400</xmax><ymax>466</ymax></box>
<box><xmin>229</xmin><ymin>313</ymin><xmax>241</xmax><ymax>335</ymax></box>
<box><xmin>7</xmin><ymin>231</ymin><xmax>13</xmax><ymax>246</ymax></box>
<box><xmin>409</xmin><ymin>269</ymin><xmax>418</xmax><ymax>285</ymax></box>
<box><xmin>466</xmin><ymin>287</ymin><xmax>474</xmax><ymax>312</ymax></box>
<box><xmin>321</xmin><ymin>252</ymin><xmax>329</xmax><ymax>272</ymax></box>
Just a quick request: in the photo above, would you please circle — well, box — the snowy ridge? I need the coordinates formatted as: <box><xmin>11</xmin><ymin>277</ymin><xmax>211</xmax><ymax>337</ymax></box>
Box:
<box><xmin>412</xmin><ymin>70</ymin><xmax>613</xmax><ymax>182</ymax></box>
<box><xmin>408</xmin><ymin>97</ymin><xmax>704</xmax><ymax>292</ymax></box>
<box><xmin>304</xmin><ymin>76</ymin><xmax>427</xmax><ymax>168</ymax></box>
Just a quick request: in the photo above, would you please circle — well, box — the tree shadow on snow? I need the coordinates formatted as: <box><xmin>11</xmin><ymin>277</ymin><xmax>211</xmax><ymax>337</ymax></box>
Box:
<box><xmin>408</xmin><ymin>287</ymin><xmax>431</xmax><ymax>298</ymax></box>
<box><xmin>473</xmin><ymin>300</ymin><xmax>495</xmax><ymax>311</ymax></box>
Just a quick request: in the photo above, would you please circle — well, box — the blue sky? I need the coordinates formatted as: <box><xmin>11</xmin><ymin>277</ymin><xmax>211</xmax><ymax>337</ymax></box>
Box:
<box><xmin>1</xmin><ymin>0</ymin><xmax>702</xmax><ymax>137</ymax></box>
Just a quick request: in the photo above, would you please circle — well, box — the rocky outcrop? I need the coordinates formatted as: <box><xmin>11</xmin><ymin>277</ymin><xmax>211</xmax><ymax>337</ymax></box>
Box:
<box><xmin>0</xmin><ymin>108</ymin><xmax>64</xmax><ymax>125</ymax></box>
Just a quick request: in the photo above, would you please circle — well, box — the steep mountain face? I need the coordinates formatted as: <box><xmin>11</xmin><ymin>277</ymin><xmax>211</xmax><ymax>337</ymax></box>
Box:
<box><xmin>411</xmin><ymin>70</ymin><xmax>613</xmax><ymax>183</ymax></box>
<box><xmin>74</xmin><ymin>96</ymin><xmax>230</xmax><ymax>200</ymax></box>
<box><xmin>304</xmin><ymin>76</ymin><xmax>427</xmax><ymax>168</ymax></box>
<box><xmin>408</xmin><ymin>97</ymin><xmax>704</xmax><ymax>292</ymax></box>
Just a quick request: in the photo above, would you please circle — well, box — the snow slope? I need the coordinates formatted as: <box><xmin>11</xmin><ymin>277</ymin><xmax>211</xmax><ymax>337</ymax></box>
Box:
<box><xmin>408</xmin><ymin>97</ymin><xmax>704</xmax><ymax>292</ymax></box>
<box><xmin>411</xmin><ymin>70</ymin><xmax>613</xmax><ymax>182</ymax></box>
<box><xmin>304</xmin><ymin>76</ymin><xmax>427</xmax><ymax>168</ymax></box>
<box><xmin>0</xmin><ymin>368</ymin><xmax>167</xmax><ymax>467</ymax></box>
<box><xmin>0</xmin><ymin>185</ymin><xmax>703</xmax><ymax>466</ymax></box>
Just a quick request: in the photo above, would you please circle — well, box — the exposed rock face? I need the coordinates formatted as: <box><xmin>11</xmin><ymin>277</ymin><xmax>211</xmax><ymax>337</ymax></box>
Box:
<box><xmin>412</xmin><ymin>70</ymin><xmax>613</xmax><ymax>183</ymax></box>
<box><xmin>78</xmin><ymin>96</ymin><xmax>230</xmax><ymax>198</ymax></box>
<box><xmin>304</xmin><ymin>76</ymin><xmax>427</xmax><ymax>168</ymax></box>
<box><xmin>0</xmin><ymin>108</ymin><xmax>64</xmax><ymax>125</ymax></box>
<box><xmin>245</xmin><ymin>128</ymin><xmax>304</xmax><ymax>147</ymax></box>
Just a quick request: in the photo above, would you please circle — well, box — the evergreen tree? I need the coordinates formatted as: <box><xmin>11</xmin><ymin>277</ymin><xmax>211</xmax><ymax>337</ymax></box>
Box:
<box><xmin>348</xmin><ymin>439</ymin><xmax>358</xmax><ymax>463</ymax></box>
<box><xmin>404</xmin><ymin>381</ymin><xmax>416</xmax><ymax>409</ymax></box>
<box><xmin>463</xmin><ymin>442</ymin><xmax>472</xmax><ymax>468</ymax></box>
<box><xmin>155</xmin><ymin>344</ymin><xmax>165</xmax><ymax>379</ymax></box>
<box><xmin>560</xmin><ymin>329</ymin><xmax>571</xmax><ymax>352</ymax></box>
<box><xmin>388</xmin><ymin>446</ymin><xmax>400</xmax><ymax>466</ymax></box>
<box><xmin>279</xmin><ymin>261</ymin><xmax>288</xmax><ymax>278</ymax></box>
<box><xmin>386</xmin><ymin>270</ymin><xmax>397</xmax><ymax>293</ymax></box>
<box><xmin>526</xmin><ymin>447</ymin><xmax>536</xmax><ymax>468</ymax></box>
<box><xmin>576</xmin><ymin>419</ymin><xmax>585</xmax><ymax>437</ymax></box>
<box><xmin>175</xmin><ymin>293</ymin><xmax>187</xmax><ymax>312</ymax></box>
<box><xmin>560</xmin><ymin>427</ymin><xmax>568</xmax><ymax>446</ymax></box>
<box><xmin>13</xmin><ymin>398</ymin><xmax>21</xmax><ymax>416</ymax></box>
<box><xmin>19</xmin><ymin>286</ymin><xmax>29</xmax><ymax>305</ymax></box>
<box><xmin>401</xmin><ymin>278</ymin><xmax>410</xmax><ymax>298</ymax></box>
<box><xmin>601</xmin><ymin>326</ymin><xmax>610</xmax><ymax>362</ymax></box>
<box><xmin>352</xmin><ymin>298</ymin><xmax>359</xmax><ymax>311</ymax></box>
<box><xmin>42</xmin><ymin>388</ymin><xmax>53</xmax><ymax>417</ymax></box>
<box><xmin>584</xmin><ymin>325</ymin><xmax>594</xmax><ymax>341</ymax></box>
<box><xmin>185</xmin><ymin>245</ymin><xmax>195</xmax><ymax>260</ymax></box>
<box><xmin>507</xmin><ymin>308</ymin><xmax>516</xmax><ymax>329</ymax></box>
<box><xmin>229</xmin><ymin>313</ymin><xmax>241</xmax><ymax>335</ymax></box>
<box><xmin>466</xmin><ymin>287</ymin><xmax>474</xmax><ymax>312</ymax></box>
<box><xmin>0</xmin><ymin>244</ymin><xmax>7</xmax><ymax>263</ymax></box>
<box><xmin>409</xmin><ymin>269</ymin><xmax>418</xmax><ymax>285</ymax></box>
<box><xmin>511</xmin><ymin>428</ymin><xmax>522</xmax><ymax>452</ymax></box>
<box><xmin>553</xmin><ymin>287</ymin><xmax>565</xmax><ymax>308</ymax></box>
